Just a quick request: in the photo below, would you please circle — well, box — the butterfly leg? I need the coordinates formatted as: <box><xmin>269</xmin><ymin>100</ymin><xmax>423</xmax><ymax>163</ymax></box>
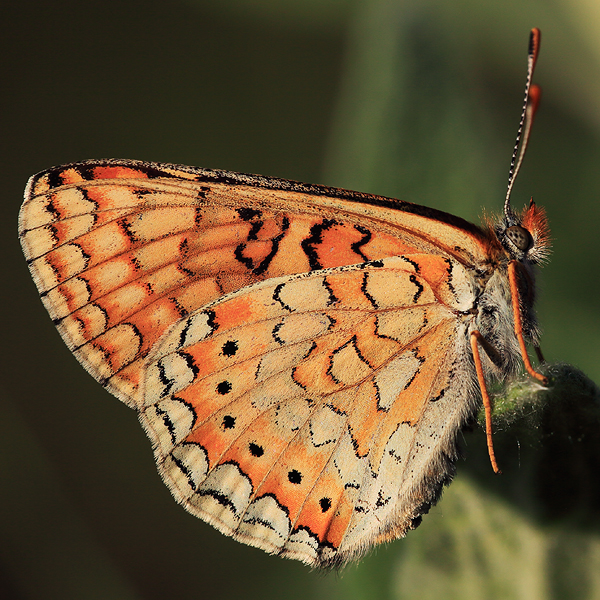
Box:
<box><xmin>508</xmin><ymin>261</ymin><xmax>548</xmax><ymax>385</ymax></box>
<box><xmin>470</xmin><ymin>331</ymin><xmax>501</xmax><ymax>474</ymax></box>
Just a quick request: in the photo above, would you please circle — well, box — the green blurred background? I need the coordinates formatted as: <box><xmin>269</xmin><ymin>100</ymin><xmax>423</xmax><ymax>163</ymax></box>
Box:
<box><xmin>2</xmin><ymin>1</ymin><xmax>600</xmax><ymax>599</ymax></box>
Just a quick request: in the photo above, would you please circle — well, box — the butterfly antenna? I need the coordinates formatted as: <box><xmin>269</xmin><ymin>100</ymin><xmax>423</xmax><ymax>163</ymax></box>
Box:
<box><xmin>504</xmin><ymin>28</ymin><xmax>541</xmax><ymax>222</ymax></box>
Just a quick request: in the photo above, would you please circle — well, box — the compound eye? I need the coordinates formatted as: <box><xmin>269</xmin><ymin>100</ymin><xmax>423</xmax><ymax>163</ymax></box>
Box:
<box><xmin>505</xmin><ymin>225</ymin><xmax>533</xmax><ymax>252</ymax></box>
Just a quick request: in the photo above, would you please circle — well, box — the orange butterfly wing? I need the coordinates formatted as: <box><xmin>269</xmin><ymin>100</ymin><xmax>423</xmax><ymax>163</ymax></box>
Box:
<box><xmin>19</xmin><ymin>159</ymin><xmax>510</xmax><ymax>566</ymax></box>
<box><xmin>19</xmin><ymin>159</ymin><xmax>496</xmax><ymax>409</ymax></box>
<box><xmin>141</xmin><ymin>254</ymin><xmax>477</xmax><ymax>566</ymax></box>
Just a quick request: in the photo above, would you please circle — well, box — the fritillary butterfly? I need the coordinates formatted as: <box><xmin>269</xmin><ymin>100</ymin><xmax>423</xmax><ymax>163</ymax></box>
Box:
<box><xmin>19</xmin><ymin>29</ymin><xmax>549</xmax><ymax>567</ymax></box>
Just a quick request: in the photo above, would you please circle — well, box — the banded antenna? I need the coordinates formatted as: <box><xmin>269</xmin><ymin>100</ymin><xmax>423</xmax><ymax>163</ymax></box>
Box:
<box><xmin>504</xmin><ymin>28</ymin><xmax>542</xmax><ymax>222</ymax></box>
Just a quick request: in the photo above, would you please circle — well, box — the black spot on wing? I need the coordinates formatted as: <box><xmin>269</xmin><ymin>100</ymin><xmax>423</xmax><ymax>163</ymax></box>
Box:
<box><xmin>319</xmin><ymin>497</ymin><xmax>332</xmax><ymax>512</ymax></box>
<box><xmin>221</xmin><ymin>340</ymin><xmax>239</xmax><ymax>357</ymax></box>
<box><xmin>388</xmin><ymin>448</ymin><xmax>402</xmax><ymax>464</ymax></box>
<box><xmin>130</xmin><ymin>254</ymin><xmax>143</xmax><ymax>272</ymax></box>
<box><xmin>216</xmin><ymin>380</ymin><xmax>232</xmax><ymax>395</ymax></box>
<box><xmin>249</xmin><ymin>443</ymin><xmax>264</xmax><ymax>457</ymax></box>
<box><xmin>222</xmin><ymin>415</ymin><xmax>236</xmax><ymax>429</ymax></box>
<box><xmin>133</xmin><ymin>186</ymin><xmax>156</xmax><ymax>199</ymax></box>
<box><xmin>288</xmin><ymin>469</ymin><xmax>302</xmax><ymax>484</ymax></box>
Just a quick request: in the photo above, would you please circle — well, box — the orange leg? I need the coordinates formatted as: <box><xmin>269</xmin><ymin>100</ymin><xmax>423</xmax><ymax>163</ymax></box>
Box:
<box><xmin>508</xmin><ymin>261</ymin><xmax>548</xmax><ymax>384</ymax></box>
<box><xmin>470</xmin><ymin>331</ymin><xmax>501</xmax><ymax>474</ymax></box>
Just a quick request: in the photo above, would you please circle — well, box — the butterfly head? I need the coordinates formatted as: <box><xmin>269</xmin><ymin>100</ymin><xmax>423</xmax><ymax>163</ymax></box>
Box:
<box><xmin>495</xmin><ymin>199</ymin><xmax>551</xmax><ymax>265</ymax></box>
<box><xmin>494</xmin><ymin>30</ymin><xmax>550</xmax><ymax>267</ymax></box>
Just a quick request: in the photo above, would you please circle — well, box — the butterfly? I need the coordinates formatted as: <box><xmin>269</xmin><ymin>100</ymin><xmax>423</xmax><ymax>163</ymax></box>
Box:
<box><xmin>19</xmin><ymin>29</ymin><xmax>550</xmax><ymax>568</ymax></box>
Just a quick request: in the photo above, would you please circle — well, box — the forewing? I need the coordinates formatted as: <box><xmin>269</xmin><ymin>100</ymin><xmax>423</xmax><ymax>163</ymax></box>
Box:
<box><xmin>141</xmin><ymin>254</ymin><xmax>478</xmax><ymax>567</ymax></box>
<box><xmin>19</xmin><ymin>160</ymin><xmax>490</xmax><ymax>409</ymax></box>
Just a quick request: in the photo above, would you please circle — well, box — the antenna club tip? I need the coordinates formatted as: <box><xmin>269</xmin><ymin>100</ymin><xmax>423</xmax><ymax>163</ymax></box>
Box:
<box><xmin>505</xmin><ymin>29</ymin><xmax>542</xmax><ymax>216</ymax></box>
<box><xmin>529</xmin><ymin>28</ymin><xmax>541</xmax><ymax>56</ymax></box>
<box><xmin>529</xmin><ymin>84</ymin><xmax>542</xmax><ymax>106</ymax></box>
